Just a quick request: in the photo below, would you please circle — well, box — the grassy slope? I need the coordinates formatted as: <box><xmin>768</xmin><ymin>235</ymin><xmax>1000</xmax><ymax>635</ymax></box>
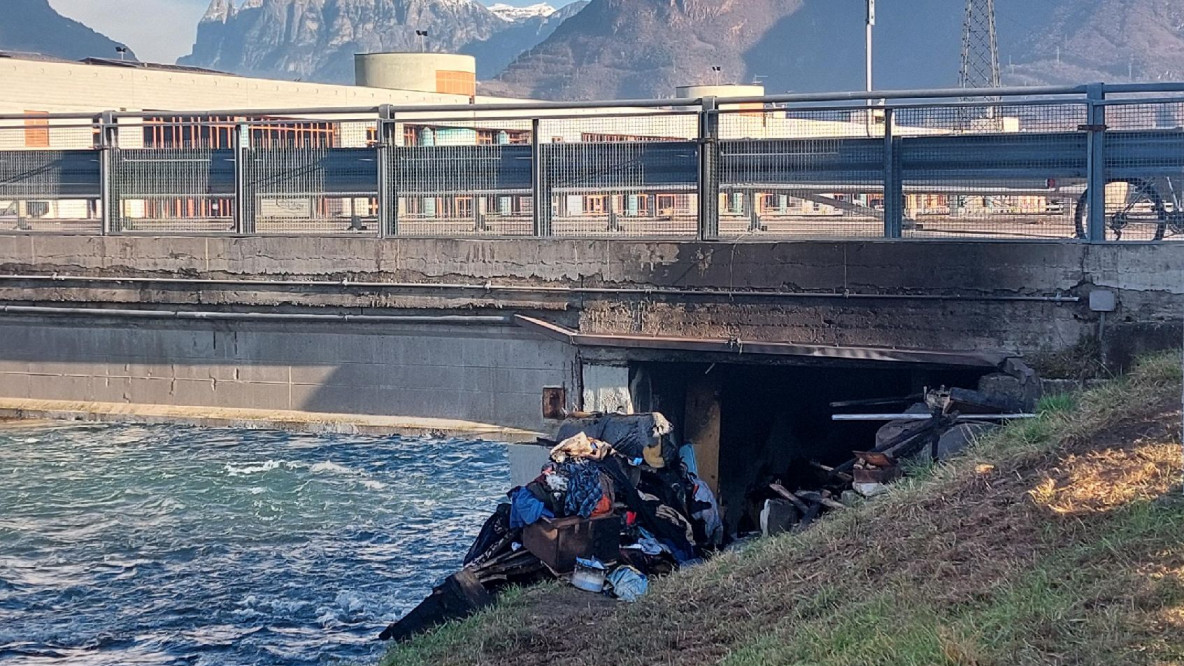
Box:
<box><xmin>384</xmin><ymin>353</ymin><xmax>1184</xmax><ymax>666</ymax></box>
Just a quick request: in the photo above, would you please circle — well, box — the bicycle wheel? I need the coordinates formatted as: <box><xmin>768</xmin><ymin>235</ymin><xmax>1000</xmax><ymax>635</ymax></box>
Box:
<box><xmin>1074</xmin><ymin>178</ymin><xmax>1167</xmax><ymax>241</ymax></box>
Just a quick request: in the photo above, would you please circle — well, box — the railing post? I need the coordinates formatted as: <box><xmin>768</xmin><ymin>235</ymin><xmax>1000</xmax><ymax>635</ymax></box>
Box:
<box><xmin>234</xmin><ymin>121</ymin><xmax>254</xmax><ymax>235</ymax></box>
<box><xmin>746</xmin><ymin>190</ymin><xmax>762</xmax><ymax>232</ymax></box>
<box><xmin>531</xmin><ymin>117</ymin><xmax>552</xmax><ymax>237</ymax></box>
<box><xmin>377</xmin><ymin>105</ymin><xmax>397</xmax><ymax>237</ymax></box>
<box><xmin>882</xmin><ymin>107</ymin><xmax>903</xmax><ymax>238</ymax></box>
<box><xmin>97</xmin><ymin>111</ymin><xmax>119</xmax><ymax>235</ymax></box>
<box><xmin>698</xmin><ymin>96</ymin><xmax>720</xmax><ymax>241</ymax></box>
<box><xmin>1085</xmin><ymin>83</ymin><xmax>1107</xmax><ymax>243</ymax></box>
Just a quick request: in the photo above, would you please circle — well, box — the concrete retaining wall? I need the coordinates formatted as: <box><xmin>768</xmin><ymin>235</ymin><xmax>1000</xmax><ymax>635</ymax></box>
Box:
<box><xmin>0</xmin><ymin>316</ymin><xmax>577</xmax><ymax>433</ymax></box>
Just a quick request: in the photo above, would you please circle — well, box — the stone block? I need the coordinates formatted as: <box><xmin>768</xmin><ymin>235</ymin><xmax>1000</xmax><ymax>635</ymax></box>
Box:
<box><xmin>127</xmin><ymin>377</ymin><xmax>177</xmax><ymax>406</ymax></box>
<box><xmin>0</xmin><ymin>372</ymin><xmax>30</xmax><ymax>399</ymax></box>
<box><xmin>218</xmin><ymin>381</ymin><xmax>292</xmax><ymax>411</ymax></box>
<box><xmin>170</xmin><ymin>378</ymin><xmax>219</xmax><ymax>407</ymax></box>
<box><xmin>233</xmin><ymin>363</ymin><xmax>291</xmax><ymax>385</ymax></box>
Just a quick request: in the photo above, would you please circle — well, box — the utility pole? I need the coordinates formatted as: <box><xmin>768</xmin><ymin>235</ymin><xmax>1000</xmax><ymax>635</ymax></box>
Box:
<box><xmin>959</xmin><ymin>0</ymin><xmax>1001</xmax><ymax>129</ymax></box>
<box><xmin>865</xmin><ymin>0</ymin><xmax>875</xmax><ymax>100</ymax></box>
<box><xmin>864</xmin><ymin>0</ymin><xmax>876</xmax><ymax>137</ymax></box>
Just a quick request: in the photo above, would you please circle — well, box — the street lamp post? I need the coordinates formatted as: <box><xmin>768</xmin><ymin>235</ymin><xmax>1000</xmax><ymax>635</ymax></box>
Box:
<box><xmin>865</xmin><ymin>0</ymin><xmax>875</xmax><ymax>100</ymax></box>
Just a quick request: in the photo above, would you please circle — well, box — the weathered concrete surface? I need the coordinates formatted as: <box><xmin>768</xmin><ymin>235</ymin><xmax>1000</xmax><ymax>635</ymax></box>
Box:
<box><xmin>0</xmin><ymin>397</ymin><xmax>544</xmax><ymax>441</ymax></box>
<box><xmin>0</xmin><ymin>316</ymin><xmax>577</xmax><ymax>433</ymax></box>
<box><xmin>0</xmin><ymin>235</ymin><xmax>1181</xmax><ymax>429</ymax></box>
<box><xmin>0</xmin><ymin>235</ymin><xmax>1180</xmax><ymax>361</ymax></box>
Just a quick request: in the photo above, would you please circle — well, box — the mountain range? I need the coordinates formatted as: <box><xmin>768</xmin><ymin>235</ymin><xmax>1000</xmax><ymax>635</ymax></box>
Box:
<box><xmin>486</xmin><ymin>0</ymin><xmax>1184</xmax><ymax>99</ymax></box>
<box><xmin>0</xmin><ymin>0</ymin><xmax>134</xmax><ymax>61</ymax></box>
<box><xmin>5</xmin><ymin>0</ymin><xmax>1184</xmax><ymax>102</ymax></box>
<box><xmin>179</xmin><ymin>0</ymin><xmax>587</xmax><ymax>83</ymax></box>
<box><xmin>178</xmin><ymin>0</ymin><xmax>1184</xmax><ymax>99</ymax></box>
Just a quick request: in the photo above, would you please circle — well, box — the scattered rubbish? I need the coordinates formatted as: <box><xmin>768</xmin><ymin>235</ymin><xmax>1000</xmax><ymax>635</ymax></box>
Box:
<box><xmin>604</xmin><ymin>565</ymin><xmax>648</xmax><ymax>602</ymax></box>
<box><xmin>571</xmin><ymin>558</ymin><xmax>607</xmax><ymax>592</ymax></box>
<box><xmin>522</xmin><ymin>513</ymin><xmax>620</xmax><ymax>573</ymax></box>
<box><xmin>378</xmin><ymin>384</ymin><xmax>1029</xmax><ymax>643</ymax></box>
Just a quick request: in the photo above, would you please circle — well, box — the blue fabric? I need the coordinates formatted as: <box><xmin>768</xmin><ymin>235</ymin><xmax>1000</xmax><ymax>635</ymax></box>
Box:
<box><xmin>605</xmin><ymin>566</ymin><xmax>648</xmax><ymax>602</ymax></box>
<box><xmin>562</xmin><ymin>462</ymin><xmax>604</xmax><ymax>518</ymax></box>
<box><xmin>679</xmin><ymin>443</ymin><xmax>699</xmax><ymax>477</ymax></box>
<box><xmin>509</xmin><ymin>487</ymin><xmax>552</xmax><ymax>529</ymax></box>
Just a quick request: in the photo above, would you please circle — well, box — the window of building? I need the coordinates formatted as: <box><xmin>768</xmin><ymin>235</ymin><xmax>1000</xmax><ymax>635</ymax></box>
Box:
<box><xmin>435</xmin><ymin>70</ymin><xmax>476</xmax><ymax>97</ymax></box>
<box><xmin>584</xmin><ymin>196</ymin><xmax>606</xmax><ymax>215</ymax></box>
<box><xmin>24</xmin><ymin>111</ymin><xmax>50</xmax><ymax>148</ymax></box>
<box><xmin>581</xmin><ymin>132</ymin><xmax>680</xmax><ymax>143</ymax></box>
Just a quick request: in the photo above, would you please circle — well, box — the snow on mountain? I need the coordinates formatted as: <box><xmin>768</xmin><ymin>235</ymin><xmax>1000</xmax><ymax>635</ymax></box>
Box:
<box><xmin>489</xmin><ymin>3</ymin><xmax>556</xmax><ymax>22</ymax></box>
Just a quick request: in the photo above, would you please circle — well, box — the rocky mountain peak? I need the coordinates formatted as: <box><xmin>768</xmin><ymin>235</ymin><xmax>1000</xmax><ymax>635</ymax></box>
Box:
<box><xmin>201</xmin><ymin>0</ymin><xmax>237</xmax><ymax>23</ymax></box>
<box><xmin>0</xmin><ymin>0</ymin><xmax>134</xmax><ymax>61</ymax></box>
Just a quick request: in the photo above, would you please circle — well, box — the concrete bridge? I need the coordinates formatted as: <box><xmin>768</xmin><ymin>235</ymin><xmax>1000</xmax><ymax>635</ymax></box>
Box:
<box><xmin>1</xmin><ymin>233</ymin><xmax>1181</xmax><ymax>494</ymax></box>
<box><xmin>1</xmin><ymin>85</ymin><xmax>1183</xmax><ymax>492</ymax></box>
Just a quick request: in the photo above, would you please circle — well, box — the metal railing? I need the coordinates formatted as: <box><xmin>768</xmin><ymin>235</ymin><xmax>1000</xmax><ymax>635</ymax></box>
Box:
<box><xmin>3</xmin><ymin>82</ymin><xmax>1184</xmax><ymax>242</ymax></box>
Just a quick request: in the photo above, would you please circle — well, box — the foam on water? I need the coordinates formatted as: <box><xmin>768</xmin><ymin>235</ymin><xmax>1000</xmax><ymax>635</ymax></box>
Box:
<box><xmin>0</xmin><ymin>423</ymin><xmax>509</xmax><ymax>666</ymax></box>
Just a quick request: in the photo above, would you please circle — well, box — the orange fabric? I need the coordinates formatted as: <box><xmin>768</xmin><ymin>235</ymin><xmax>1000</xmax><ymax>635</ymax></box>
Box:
<box><xmin>590</xmin><ymin>494</ymin><xmax>612</xmax><ymax>518</ymax></box>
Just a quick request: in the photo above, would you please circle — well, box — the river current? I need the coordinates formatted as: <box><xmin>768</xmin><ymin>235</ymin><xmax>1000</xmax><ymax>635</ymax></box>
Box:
<box><xmin>0</xmin><ymin>422</ymin><xmax>510</xmax><ymax>665</ymax></box>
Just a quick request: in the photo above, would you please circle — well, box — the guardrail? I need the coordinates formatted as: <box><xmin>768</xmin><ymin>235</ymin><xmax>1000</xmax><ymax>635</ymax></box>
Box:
<box><xmin>2</xmin><ymin>83</ymin><xmax>1184</xmax><ymax>242</ymax></box>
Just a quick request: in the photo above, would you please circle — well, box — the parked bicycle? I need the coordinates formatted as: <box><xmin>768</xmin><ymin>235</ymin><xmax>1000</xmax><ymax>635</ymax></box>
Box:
<box><xmin>1074</xmin><ymin>177</ymin><xmax>1184</xmax><ymax>241</ymax></box>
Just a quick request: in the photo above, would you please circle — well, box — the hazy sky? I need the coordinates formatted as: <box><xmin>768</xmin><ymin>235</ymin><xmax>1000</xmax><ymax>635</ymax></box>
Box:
<box><xmin>49</xmin><ymin>0</ymin><xmax>580</xmax><ymax>65</ymax></box>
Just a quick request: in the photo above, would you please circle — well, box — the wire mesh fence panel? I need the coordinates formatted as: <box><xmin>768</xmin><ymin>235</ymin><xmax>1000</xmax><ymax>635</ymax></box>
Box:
<box><xmin>1095</xmin><ymin>101</ymin><xmax>1184</xmax><ymax>242</ymax></box>
<box><xmin>0</xmin><ymin>123</ymin><xmax>103</xmax><ymax>233</ymax></box>
<box><xmin>111</xmin><ymin>118</ymin><xmax>237</xmax><ymax>233</ymax></box>
<box><xmin>538</xmin><ymin>112</ymin><xmax>699</xmax><ymax>238</ymax></box>
<box><xmin>899</xmin><ymin>102</ymin><xmax>1089</xmax><ymax>240</ymax></box>
<box><xmin>113</xmin><ymin>147</ymin><xmax>235</xmax><ymax>233</ymax></box>
<box><xmin>718</xmin><ymin>105</ymin><xmax>889</xmax><ymax>239</ymax></box>
<box><xmin>248</xmin><ymin>120</ymin><xmax>378</xmax><ymax>235</ymax></box>
<box><xmin>392</xmin><ymin>117</ymin><xmax>534</xmax><ymax>237</ymax></box>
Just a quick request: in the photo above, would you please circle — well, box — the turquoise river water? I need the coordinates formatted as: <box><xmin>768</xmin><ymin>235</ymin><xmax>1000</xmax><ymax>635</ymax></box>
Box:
<box><xmin>0</xmin><ymin>422</ymin><xmax>510</xmax><ymax>665</ymax></box>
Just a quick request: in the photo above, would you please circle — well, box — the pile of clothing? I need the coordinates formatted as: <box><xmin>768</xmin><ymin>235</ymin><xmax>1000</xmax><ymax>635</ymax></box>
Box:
<box><xmin>380</xmin><ymin>412</ymin><xmax>723</xmax><ymax>643</ymax></box>
<box><xmin>516</xmin><ymin>414</ymin><xmax>720</xmax><ymax>572</ymax></box>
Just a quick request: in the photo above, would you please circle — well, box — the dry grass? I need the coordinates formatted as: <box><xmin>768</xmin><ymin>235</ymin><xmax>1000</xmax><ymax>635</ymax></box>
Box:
<box><xmin>383</xmin><ymin>352</ymin><xmax>1184</xmax><ymax>666</ymax></box>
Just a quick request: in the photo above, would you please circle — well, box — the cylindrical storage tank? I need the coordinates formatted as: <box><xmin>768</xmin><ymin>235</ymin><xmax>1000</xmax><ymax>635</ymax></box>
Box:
<box><xmin>354</xmin><ymin>53</ymin><xmax>477</xmax><ymax>96</ymax></box>
<box><xmin>675</xmin><ymin>84</ymin><xmax>766</xmax><ymax>115</ymax></box>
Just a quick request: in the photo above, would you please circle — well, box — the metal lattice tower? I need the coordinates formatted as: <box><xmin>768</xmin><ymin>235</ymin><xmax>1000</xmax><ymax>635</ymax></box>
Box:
<box><xmin>959</xmin><ymin>0</ymin><xmax>1002</xmax><ymax>95</ymax></box>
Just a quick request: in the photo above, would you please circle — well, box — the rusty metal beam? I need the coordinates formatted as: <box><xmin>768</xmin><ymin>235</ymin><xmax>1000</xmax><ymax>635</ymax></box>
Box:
<box><xmin>513</xmin><ymin>315</ymin><xmax>1007</xmax><ymax>368</ymax></box>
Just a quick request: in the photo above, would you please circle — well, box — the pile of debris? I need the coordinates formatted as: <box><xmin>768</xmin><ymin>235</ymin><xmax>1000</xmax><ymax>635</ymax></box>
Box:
<box><xmin>745</xmin><ymin>386</ymin><xmax>1031</xmax><ymax>537</ymax></box>
<box><xmin>379</xmin><ymin>412</ymin><xmax>721</xmax><ymax>643</ymax></box>
<box><xmin>378</xmin><ymin>387</ymin><xmax>1031</xmax><ymax>643</ymax></box>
